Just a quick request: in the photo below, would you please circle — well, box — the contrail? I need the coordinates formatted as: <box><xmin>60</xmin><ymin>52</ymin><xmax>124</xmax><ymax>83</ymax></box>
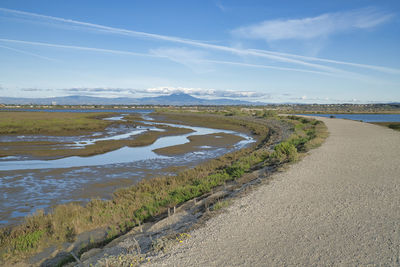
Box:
<box><xmin>250</xmin><ymin>49</ymin><xmax>400</xmax><ymax>75</ymax></box>
<box><xmin>0</xmin><ymin>7</ymin><xmax>350</xmax><ymax>75</ymax></box>
<box><xmin>2</xmin><ymin>7</ymin><xmax>398</xmax><ymax>75</ymax></box>
<box><xmin>0</xmin><ymin>44</ymin><xmax>57</xmax><ymax>61</ymax></box>
<box><xmin>0</xmin><ymin>38</ymin><xmax>339</xmax><ymax>76</ymax></box>
<box><xmin>0</xmin><ymin>38</ymin><xmax>160</xmax><ymax>58</ymax></box>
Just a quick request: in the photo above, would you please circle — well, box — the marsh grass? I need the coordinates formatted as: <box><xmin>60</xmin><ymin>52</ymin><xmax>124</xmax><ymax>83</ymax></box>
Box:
<box><xmin>0</xmin><ymin>112</ymin><xmax>112</xmax><ymax>135</ymax></box>
<box><xmin>0</xmin><ymin>112</ymin><xmax>327</xmax><ymax>264</ymax></box>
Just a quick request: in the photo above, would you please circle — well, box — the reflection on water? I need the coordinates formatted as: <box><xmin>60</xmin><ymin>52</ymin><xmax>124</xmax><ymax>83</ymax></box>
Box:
<box><xmin>0</xmin><ymin>115</ymin><xmax>255</xmax><ymax>226</ymax></box>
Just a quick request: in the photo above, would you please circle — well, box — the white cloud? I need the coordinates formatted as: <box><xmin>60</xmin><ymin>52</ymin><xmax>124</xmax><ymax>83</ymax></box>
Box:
<box><xmin>232</xmin><ymin>8</ymin><xmax>393</xmax><ymax>41</ymax></box>
<box><xmin>55</xmin><ymin>86</ymin><xmax>267</xmax><ymax>99</ymax></box>
<box><xmin>142</xmin><ymin>86</ymin><xmax>266</xmax><ymax>98</ymax></box>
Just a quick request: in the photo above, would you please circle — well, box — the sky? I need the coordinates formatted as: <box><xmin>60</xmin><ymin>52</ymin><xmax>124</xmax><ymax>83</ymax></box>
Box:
<box><xmin>0</xmin><ymin>0</ymin><xmax>399</xmax><ymax>103</ymax></box>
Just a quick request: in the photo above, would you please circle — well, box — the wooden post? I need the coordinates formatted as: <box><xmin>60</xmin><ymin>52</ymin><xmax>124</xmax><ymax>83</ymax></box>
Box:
<box><xmin>138</xmin><ymin>221</ymin><xmax>143</xmax><ymax>232</ymax></box>
<box><xmin>173</xmin><ymin>206</ymin><xmax>176</xmax><ymax>214</ymax></box>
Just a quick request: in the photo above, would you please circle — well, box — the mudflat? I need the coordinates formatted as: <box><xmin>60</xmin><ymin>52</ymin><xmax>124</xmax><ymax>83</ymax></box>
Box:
<box><xmin>150</xmin><ymin>117</ymin><xmax>400</xmax><ymax>266</ymax></box>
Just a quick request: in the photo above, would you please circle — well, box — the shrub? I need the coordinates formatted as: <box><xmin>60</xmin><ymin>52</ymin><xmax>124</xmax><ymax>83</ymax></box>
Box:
<box><xmin>11</xmin><ymin>230</ymin><xmax>44</xmax><ymax>252</ymax></box>
<box><xmin>226</xmin><ymin>165</ymin><xmax>245</xmax><ymax>179</ymax></box>
<box><xmin>272</xmin><ymin>141</ymin><xmax>298</xmax><ymax>163</ymax></box>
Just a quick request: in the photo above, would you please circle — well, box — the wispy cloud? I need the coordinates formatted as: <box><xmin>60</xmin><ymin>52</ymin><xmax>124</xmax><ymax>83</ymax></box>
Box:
<box><xmin>232</xmin><ymin>7</ymin><xmax>393</xmax><ymax>41</ymax></box>
<box><xmin>0</xmin><ymin>7</ymin><xmax>398</xmax><ymax>77</ymax></box>
<box><xmin>0</xmin><ymin>39</ymin><xmax>339</xmax><ymax>77</ymax></box>
<box><xmin>216</xmin><ymin>1</ymin><xmax>227</xmax><ymax>12</ymax></box>
<box><xmin>250</xmin><ymin>49</ymin><xmax>400</xmax><ymax>75</ymax></box>
<box><xmin>0</xmin><ymin>7</ymin><xmax>344</xmax><ymax>74</ymax></box>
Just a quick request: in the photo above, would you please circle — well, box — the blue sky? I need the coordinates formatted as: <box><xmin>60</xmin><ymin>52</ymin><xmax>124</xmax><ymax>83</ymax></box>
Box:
<box><xmin>0</xmin><ymin>0</ymin><xmax>399</xmax><ymax>103</ymax></box>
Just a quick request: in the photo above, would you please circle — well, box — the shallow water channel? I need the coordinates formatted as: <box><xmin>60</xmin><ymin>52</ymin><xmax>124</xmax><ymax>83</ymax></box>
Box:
<box><xmin>0</xmin><ymin>114</ymin><xmax>254</xmax><ymax>226</ymax></box>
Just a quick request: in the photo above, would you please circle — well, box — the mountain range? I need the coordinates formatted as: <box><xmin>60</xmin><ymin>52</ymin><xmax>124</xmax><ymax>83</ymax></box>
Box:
<box><xmin>0</xmin><ymin>93</ymin><xmax>263</xmax><ymax>106</ymax></box>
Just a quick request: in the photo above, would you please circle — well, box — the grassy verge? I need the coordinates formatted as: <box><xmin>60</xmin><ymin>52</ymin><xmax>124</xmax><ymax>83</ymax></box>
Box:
<box><xmin>0</xmin><ymin>112</ymin><xmax>327</xmax><ymax>264</ymax></box>
<box><xmin>370</xmin><ymin>122</ymin><xmax>400</xmax><ymax>131</ymax></box>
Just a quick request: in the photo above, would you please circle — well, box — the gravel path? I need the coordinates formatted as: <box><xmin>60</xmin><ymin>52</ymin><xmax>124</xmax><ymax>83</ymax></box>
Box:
<box><xmin>149</xmin><ymin>118</ymin><xmax>400</xmax><ymax>266</ymax></box>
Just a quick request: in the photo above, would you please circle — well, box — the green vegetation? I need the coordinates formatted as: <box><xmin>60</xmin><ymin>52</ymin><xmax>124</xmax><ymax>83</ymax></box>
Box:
<box><xmin>371</xmin><ymin>122</ymin><xmax>400</xmax><ymax>131</ymax></box>
<box><xmin>272</xmin><ymin>142</ymin><xmax>298</xmax><ymax>163</ymax></box>
<box><xmin>0</xmin><ymin>112</ymin><xmax>112</xmax><ymax>135</ymax></box>
<box><xmin>0</xmin><ymin>111</ymin><xmax>327</xmax><ymax>264</ymax></box>
<box><xmin>10</xmin><ymin>230</ymin><xmax>44</xmax><ymax>253</ymax></box>
<box><xmin>211</xmin><ymin>200</ymin><xmax>231</xmax><ymax>211</ymax></box>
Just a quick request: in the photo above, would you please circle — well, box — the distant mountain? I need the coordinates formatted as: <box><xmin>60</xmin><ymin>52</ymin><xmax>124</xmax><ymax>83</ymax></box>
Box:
<box><xmin>0</xmin><ymin>93</ymin><xmax>263</xmax><ymax>106</ymax></box>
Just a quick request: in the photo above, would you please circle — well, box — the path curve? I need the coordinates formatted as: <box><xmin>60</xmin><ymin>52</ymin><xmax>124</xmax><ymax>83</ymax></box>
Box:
<box><xmin>150</xmin><ymin>117</ymin><xmax>400</xmax><ymax>266</ymax></box>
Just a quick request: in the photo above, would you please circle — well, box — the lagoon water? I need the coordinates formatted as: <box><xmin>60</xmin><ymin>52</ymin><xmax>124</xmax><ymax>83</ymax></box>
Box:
<box><xmin>0</xmin><ymin>123</ymin><xmax>252</xmax><ymax>171</ymax></box>
<box><xmin>298</xmin><ymin>113</ymin><xmax>400</xmax><ymax>122</ymax></box>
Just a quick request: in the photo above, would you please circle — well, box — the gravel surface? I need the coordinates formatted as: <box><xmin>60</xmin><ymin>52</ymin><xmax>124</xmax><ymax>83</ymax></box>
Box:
<box><xmin>148</xmin><ymin>118</ymin><xmax>400</xmax><ymax>266</ymax></box>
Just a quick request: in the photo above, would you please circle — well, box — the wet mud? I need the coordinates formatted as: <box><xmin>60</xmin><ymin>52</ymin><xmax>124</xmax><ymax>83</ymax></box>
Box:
<box><xmin>0</xmin><ymin>114</ymin><xmax>254</xmax><ymax>226</ymax></box>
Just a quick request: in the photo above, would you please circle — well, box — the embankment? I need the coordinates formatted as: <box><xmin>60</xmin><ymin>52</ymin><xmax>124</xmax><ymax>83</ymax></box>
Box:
<box><xmin>149</xmin><ymin>117</ymin><xmax>400</xmax><ymax>266</ymax></box>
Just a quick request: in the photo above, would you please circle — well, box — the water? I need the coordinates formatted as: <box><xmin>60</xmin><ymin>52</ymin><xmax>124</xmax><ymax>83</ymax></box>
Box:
<box><xmin>0</xmin><ymin>114</ymin><xmax>255</xmax><ymax>225</ymax></box>
<box><xmin>297</xmin><ymin>114</ymin><xmax>400</xmax><ymax>122</ymax></box>
<box><xmin>0</xmin><ymin>123</ymin><xmax>252</xmax><ymax>171</ymax></box>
